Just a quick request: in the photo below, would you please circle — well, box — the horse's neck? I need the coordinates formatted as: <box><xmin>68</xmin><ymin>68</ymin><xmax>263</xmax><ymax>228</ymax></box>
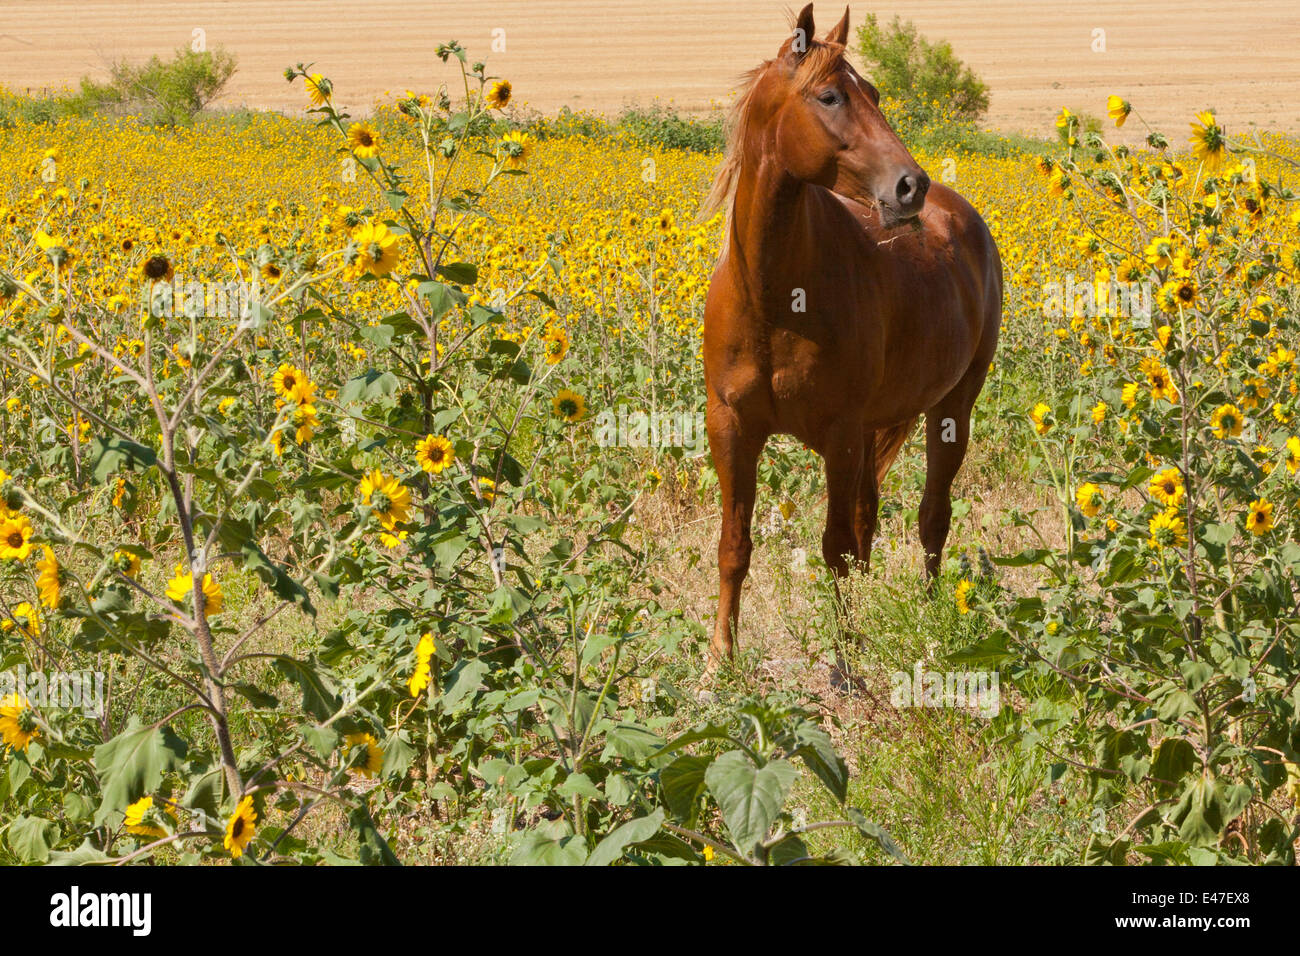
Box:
<box><xmin>728</xmin><ymin>158</ymin><xmax>815</xmax><ymax>312</ymax></box>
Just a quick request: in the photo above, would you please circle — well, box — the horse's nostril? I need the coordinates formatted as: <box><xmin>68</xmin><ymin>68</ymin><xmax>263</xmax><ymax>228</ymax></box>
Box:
<box><xmin>896</xmin><ymin>172</ymin><xmax>929</xmax><ymax>208</ymax></box>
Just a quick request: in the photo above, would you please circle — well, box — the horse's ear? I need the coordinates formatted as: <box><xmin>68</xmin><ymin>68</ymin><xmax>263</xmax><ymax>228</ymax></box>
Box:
<box><xmin>823</xmin><ymin>6</ymin><xmax>850</xmax><ymax>46</ymax></box>
<box><xmin>782</xmin><ymin>3</ymin><xmax>816</xmax><ymax>59</ymax></box>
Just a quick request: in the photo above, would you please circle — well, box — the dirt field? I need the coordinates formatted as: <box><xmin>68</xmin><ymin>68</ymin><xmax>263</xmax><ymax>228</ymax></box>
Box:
<box><xmin>2</xmin><ymin>0</ymin><xmax>1298</xmax><ymax>137</ymax></box>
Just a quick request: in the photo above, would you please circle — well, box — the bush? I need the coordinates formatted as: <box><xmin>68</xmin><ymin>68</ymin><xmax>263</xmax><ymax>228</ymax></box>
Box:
<box><xmin>99</xmin><ymin>46</ymin><xmax>238</xmax><ymax>126</ymax></box>
<box><xmin>856</xmin><ymin>14</ymin><xmax>988</xmax><ymax>126</ymax></box>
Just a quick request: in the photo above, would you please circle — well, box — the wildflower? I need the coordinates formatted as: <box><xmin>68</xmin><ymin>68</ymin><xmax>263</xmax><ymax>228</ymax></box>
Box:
<box><xmin>409</xmin><ymin>633</ymin><xmax>436</xmax><ymax>697</ymax></box>
<box><xmin>1148</xmin><ymin>468</ymin><xmax>1185</xmax><ymax>508</ymax></box>
<box><xmin>124</xmin><ymin>796</ymin><xmax>168</xmax><ymax>839</ymax></box>
<box><xmin>1189</xmin><ymin>110</ymin><xmax>1227</xmax><ymax>170</ymax></box>
<box><xmin>347</xmin><ymin>123</ymin><xmax>381</xmax><ymax>159</ymax></box>
<box><xmin>415</xmin><ymin>434</ymin><xmax>456</xmax><ymax>474</ymax></box>
<box><xmin>1029</xmin><ymin>402</ymin><xmax>1053</xmax><ymax>435</ymax></box>
<box><xmin>1245</xmin><ymin>499</ymin><xmax>1274</xmax><ymax>536</ymax></box>
<box><xmin>0</xmin><ymin>693</ymin><xmax>39</xmax><ymax>752</ymax></box>
<box><xmin>36</xmin><ymin>546</ymin><xmax>60</xmax><ymax>609</ymax></box>
<box><xmin>1148</xmin><ymin>510</ymin><xmax>1188</xmax><ymax>550</ymax></box>
<box><xmin>1287</xmin><ymin>437</ymin><xmax>1300</xmax><ymax>474</ymax></box>
<box><xmin>1210</xmin><ymin>403</ymin><xmax>1243</xmax><ymax>439</ymax></box>
<box><xmin>304</xmin><ymin>73</ymin><xmax>332</xmax><ymax>107</ymax></box>
<box><xmin>552</xmin><ymin>388</ymin><xmax>586</xmax><ymax>422</ymax></box>
<box><xmin>1091</xmin><ymin>401</ymin><xmax>1108</xmax><ymax>424</ymax></box>
<box><xmin>345</xmin><ymin>732</ymin><xmax>383</xmax><ymax>778</ymax></box>
<box><xmin>485</xmin><ymin>79</ymin><xmax>512</xmax><ymax>109</ymax></box>
<box><xmin>0</xmin><ymin>508</ymin><xmax>33</xmax><ymax>561</ymax></box>
<box><xmin>541</xmin><ymin>324</ymin><xmax>570</xmax><ymax>363</ymax></box>
<box><xmin>350</xmin><ymin>220</ymin><xmax>399</xmax><ymax>278</ymax></box>
<box><xmin>500</xmin><ymin>130</ymin><xmax>531</xmax><ymax>167</ymax></box>
<box><xmin>2</xmin><ymin>602</ymin><xmax>39</xmax><ymax>639</ymax></box>
<box><xmin>113</xmin><ymin>549</ymin><xmax>142</xmax><ymax>579</ymax></box>
<box><xmin>359</xmin><ymin>470</ymin><xmax>411</xmax><ymax>531</ymax></box>
<box><xmin>1106</xmin><ymin>95</ymin><xmax>1131</xmax><ymax>127</ymax></box>
<box><xmin>954</xmin><ymin>579</ymin><xmax>974</xmax><ymax>614</ymax></box>
<box><xmin>224</xmin><ymin>796</ymin><xmax>257</xmax><ymax>858</ymax></box>
<box><xmin>1075</xmin><ymin>482</ymin><xmax>1103</xmax><ymax>517</ymax></box>
<box><xmin>165</xmin><ymin>564</ymin><xmax>224</xmax><ymax>616</ymax></box>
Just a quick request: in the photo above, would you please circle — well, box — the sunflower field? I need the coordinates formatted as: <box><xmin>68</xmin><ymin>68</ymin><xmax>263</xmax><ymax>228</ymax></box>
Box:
<box><xmin>0</xmin><ymin>42</ymin><xmax>1298</xmax><ymax>865</ymax></box>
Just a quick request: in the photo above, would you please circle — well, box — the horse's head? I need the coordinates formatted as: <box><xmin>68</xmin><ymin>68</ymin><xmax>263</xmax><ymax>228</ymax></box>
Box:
<box><xmin>766</xmin><ymin>4</ymin><xmax>930</xmax><ymax>226</ymax></box>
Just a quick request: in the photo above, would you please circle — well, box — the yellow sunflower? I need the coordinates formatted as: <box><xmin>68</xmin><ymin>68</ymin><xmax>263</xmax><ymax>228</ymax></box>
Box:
<box><xmin>0</xmin><ymin>512</ymin><xmax>34</xmax><ymax>561</ymax></box>
<box><xmin>124</xmin><ymin>795</ymin><xmax>168</xmax><ymax>839</ymax></box>
<box><xmin>345</xmin><ymin>732</ymin><xmax>384</xmax><ymax>778</ymax></box>
<box><xmin>408</xmin><ymin>633</ymin><xmax>436</xmax><ymax>698</ymax></box>
<box><xmin>0</xmin><ymin>693</ymin><xmax>39</xmax><ymax>753</ymax></box>
<box><xmin>2</xmin><ymin>601</ymin><xmax>39</xmax><ymax>639</ymax></box>
<box><xmin>1210</xmin><ymin>403</ymin><xmax>1243</xmax><ymax>439</ymax></box>
<box><xmin>541</xmin><ymin>324</ymin><xmax>570</xmax><ymax>363</ymax></box>
<box><xmin>1148</xmin><ymin>468</ymin><xmax>1185</xmax><ymax>508</ymax></box>
<box><xmin>1189</xmin><ymin>110</ymin><xmax>1227</xmax><ymax>171</ymax></box>
<box><xmin>499</xmin><ymin>130</ymin><xmax>531</xmax><ymax>168</ymax></box>
<box><xmin>165</xmin><ymin>564</ymin><xmax>224</xmax><ymax>616</ymax></box>
<box><xmin>1075</xmin><ymin>482</ymin><xmax>1103</xmax><ymax>517</ymax></box>
<box><xmin>359</xmin><ymin>469</ymin><xmax>411</xmax><ymax>531</ymax></box>
<box><xmin>954</xmin><ymin>579</ymin><xmax>973</xmax><ymax>615</ymax></box>
<box><xmin>552</xmin><ymin>388</ymin><xmax>586</xmax><ymax>423</ymax></box>
<box><xmin>347</xmin><ymin>123</ymin><xmax>381</xmax><ymax>159</ymax></box>
<box><xmin>485</xmin><ymin>79</ymin><xmax>512</xmax><ymax>109</ymax></box>
<box><xmin>1148</xmin><ymin>510</ymin><xmax>1188</xmax><ymax>550</ymax></box>
<box><xmin>350</xmin><ymin>220</ymin><xmax>399</xmax><ymax>278</ymax></box>
<box><xmin>36</xmin><ymin>546</ymin><xmax>60</xmax><ymax>609</ymax></box>
<box><xmin>224</xmin><ymin>795</ymin><xmax>257</xmax><ymax>858</ymax></box>
<box><xmin>415</xmin><ymin>434</ymin><xmax>455</xmax><ymax>474</ymax></box>
<box><xmin>1106</xmin><ymin>95</ymin><xmax>1131</xmax><ymax>128</ymax></box>
<box><xmin>304</xmin><ymin>72</ymin><xmax>332</xmax><ymax>107</ymax></box>
<box><xmin>1246</xmin><ymin>499</ymin><xmax>1274</xmax><ymax>536</ymax></box>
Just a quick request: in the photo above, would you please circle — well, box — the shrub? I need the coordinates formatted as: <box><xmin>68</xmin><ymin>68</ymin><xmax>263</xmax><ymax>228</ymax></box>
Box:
<box><xmin>856</xmin><ymin>14</ymin><xmax>988</xmax><ymax>127</ymax></box>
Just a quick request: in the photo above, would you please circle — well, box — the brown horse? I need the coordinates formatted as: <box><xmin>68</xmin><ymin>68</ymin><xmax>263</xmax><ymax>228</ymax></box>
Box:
<box><xmin>701</xmin><ymin>4</ymin><xmax>1002</xmax><ymax>664</ymax></box>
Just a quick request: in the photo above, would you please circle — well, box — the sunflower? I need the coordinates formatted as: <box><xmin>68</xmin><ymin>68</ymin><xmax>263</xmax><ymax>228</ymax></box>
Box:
<box><xmin>359</xmin><ymin>469</ymin><xmax>411</xmax><ymax>531</ymax></box>
<box><xmin>165</xmin><ymin>564</ymin><xmax>224</xmax><ymax>616</ymax></box>
<box><xmin>35</xmin><ymin>545</ymin><xmax>60</xmax><ymax>609</ymax></box>
<box><xmin>304</xmin><ymin>72</ymin><xmax>332</xmax><ymax>107</ymax></box>
<box><xmin>1106</xmin><ymin>95</ymin><xmax>1131</xmax><ymax>128</ymax></box>
<box><xmin>224</xmin><ymin>795</ymin><xmax>257</xmax><ymax>858</ymax></box>
<box><xmin>954</xmin><ymin>579</ymin><xmax>973</xmax><ymax>615</ymax></box>
<box><xmin>1091</xmin><ymin>401</ymin><xmax>1108</xmax><ymax>424</ymax></box>
<box><xmin>552</xmin><ymin>388</ymin><xmax>586</xmax><ymax>423</ymax></box>
<box><xmin>0</xmin><ymin>512</ymin><xmax>33</xmax><ymax>561</ymax></box>
<box><xmin>1246</xmin><ymin>499</ymin><xmax>1274</xmax><ymax>536</ymax></box>
<box><xmin>350</xmin><ymin>220</ymin><xmax>399</xmax><ymax>278</ymax></box>
<box><xmin>260</xmin><ymin>261</ymin><xmax>283</xmax><ymax>283</ymax></box>
<box><xmin>1075</xmin><ymin>482</ymin><xmax>1103</xmax><ymax>517</ymax></box>
<box><xmin>1029</xmin><ymin>402</ymin><xmax>1052</xmax><ymax>435</ymax></box>
<box><xmin>2</xmin><ymin>602</ymin><xmax>39</xmax><ymax>639</ymax></box>
<box><xmin>485</xmin><ymin>79</ymin><xmax>512</xmax><ymax>109</ymax></box>
<box><xmin>1287</xmin><ymin>437</ymin><xmax>1300</xmax><ymax>474</ymax></box>
<box><xmin>290</xmin><ymin>403</ymin><xmax>320</xmax><ymax>445</ymax></box>
<box><xmin>271</xmin><ymin>363</ymin><xmax>315</xmax><ymax>404</ymax></box>
<box><xmin>499</xmin><ymin>130</ymin><xmax>531</xmax><ymax>168</ymax></box>
<box><xmin>345</xmin><ymin>732</ymin><xmax>384</xmax><ymax>778</ymax></box>
<box><xmin>415</xmin><ymin>434</ymin><xmax>455</xmax><ymax>474</ymax></box>
<box><xmin>1148</xmin><ymin>510</ymin><xmax>1188</xmax><ymax>550</ymax></box>
<box><xmin>1158</xmin><ymin>276</ymin><xmax>1198</xmax><ymax>312</ymax></box>
<box><xmin>1139</xmin><ymin>357</ymin><xmax>1179</xmax><ymax>403</ymax></box>
<box><xmin>0</xmin><ymin>693</ymin><xmax>39</xmax><ymax>753</ymax></box>
<box><xmin>1148</xmin><ymin>468</ymin><xmax>1185</xmax><ymax>508</ymax></box>
<box><xmin>347</xmin><ymin>123</ymin><xmax>381</xmax><ymax>159</ymax></box>
<box><xmin>477</xmin><ymin>476</ymin><xmax>497</xmax><ymax>503</ymax></box>
<box><xmin>1210</xmin><ymin>403</ymin><xmax>1243</xmax><ymax>439</ymax></box>
<box><xmin>140</xmin><ymin>254</ymin><xmax>173</xmax><ymax>282</ymax></box>
<box><xmin>655</xmin><ymin>208</ymin><xmax>676</xmax><ymax>234</ymax></box>
<box><xmin>113</xmin><ymin>548</ymin><xmax>142</xmax><ymax>579</ymax></box>
<box><xmin>408</xmin><ymin>633</ymin><xmax>436</xmax><ymax>697</ymax></box>
<box><xmin>124</xmin><ymin>795</ymin><xmax>168</xmax><ymax>839</ymax></box>
<box><xmin>1189</xmin><ymin>110</ymin><xmax>1227</xmax><ymax>170</ymax></box>
<box><xmin>541</xmin><ymin>324</ymin><xmax>570</xmax><ymax>363</ymax></box>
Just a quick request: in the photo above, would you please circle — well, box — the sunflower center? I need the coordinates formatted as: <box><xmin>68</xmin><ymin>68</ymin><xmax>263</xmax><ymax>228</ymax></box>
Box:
<box><xmin>6</xmin><ymin>532</ymin><xmax>22</xmax><ymax>548</ymax></box>
<box><xmin>371</xmin><ymin>491</ymin><xmax>392</xmax><ymax>514</ymax></box>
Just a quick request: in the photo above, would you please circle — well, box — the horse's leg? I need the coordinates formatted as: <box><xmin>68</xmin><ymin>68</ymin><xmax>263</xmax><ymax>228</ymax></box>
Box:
<box><xmin>821</xmin><ymin>423</ymin><xmax>866</xmax><ymax>578</ymax></box>
<box><xmin>707</xmin><ymin>403</ymin><xmax>763</xmax><ymax>666</ymax></box>
<box><xmin>852</xmin><ymin>431</ymin><xmax>880</xmax><ymax>568</ymax></box>
<box><xmin>919</xmin><ymin>368</ymin><xmax>986</xmax><ymax>581</ymax></box>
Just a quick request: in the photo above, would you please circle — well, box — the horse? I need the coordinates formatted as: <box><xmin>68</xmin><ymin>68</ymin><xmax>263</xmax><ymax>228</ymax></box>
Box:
<box><xmin>700</xmin><ymin>4</ymin><xmax>1002</xmax><ymax>665</ymax></box>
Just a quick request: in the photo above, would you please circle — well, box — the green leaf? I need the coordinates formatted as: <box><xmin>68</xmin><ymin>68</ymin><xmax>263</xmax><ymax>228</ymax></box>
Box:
<box><xmin>92</xmin><ymin>718</ymin><xmax>188</xmax><ymax>826</ymax></box>
<box><xmin>87</xmin><ymin>437</ymin><xmax>157</xmax><ymax>484</ymax></box>
<box><xmin>8</xmin><ymin>814</ymin><xmax>58</xmax><ymax>863</ymax></box>
<box><xmin>440</xmin><ymin>658</ymin><xmax>489</xmax><ymax>712</ymax></box>
<box><xmin>660</xmin><ymin>754</ymin><xmax>711</xmax><ymax>826</ymax></box>
<box><xmin>846</xmin><ymin>808</ymin><xmax>911</xmax><ymax>864</ymax></box>
<box><xmin>272</xmin><ymin>655</ymin><xmax>342</xmax><ymax>723</ymax></box>
<box><xmin>586</xmin><ymin>809</ymin><xmax>665</xmax><ymax>866</ymax></box>
<box><xmin>435</xmin><ymin>261</ymin><xmax>478</xmax><ymax>285</ymax></box>
<box><xmin>510</xmin><ymin>819</ymin><xmax>587</xmax><ymax>866</ymax></box>
<box><xmin>704</xmin><ymin>751</ymin><xmax>797</xmax><ymax>857</ymax></box>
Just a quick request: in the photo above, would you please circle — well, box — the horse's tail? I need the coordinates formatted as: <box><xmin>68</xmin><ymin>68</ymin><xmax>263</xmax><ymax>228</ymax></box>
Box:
<box><xmin>873</xmin><ymin>416</ymin><xmax>920</xmax><ymax>486</ymax></box>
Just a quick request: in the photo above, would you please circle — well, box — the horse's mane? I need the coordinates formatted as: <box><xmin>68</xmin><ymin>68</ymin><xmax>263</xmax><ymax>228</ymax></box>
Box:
<box><xmin>698</xmin><ymin>37</ymin><xmax>847</xmax><ymax>224</ymax></box>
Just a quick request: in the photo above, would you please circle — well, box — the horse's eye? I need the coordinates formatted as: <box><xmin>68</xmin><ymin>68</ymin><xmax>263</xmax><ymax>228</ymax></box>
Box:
<box><xmin>817</xmin><ymin>90</ymin><xmax>841</xmax><ymax>107</ymax></box>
